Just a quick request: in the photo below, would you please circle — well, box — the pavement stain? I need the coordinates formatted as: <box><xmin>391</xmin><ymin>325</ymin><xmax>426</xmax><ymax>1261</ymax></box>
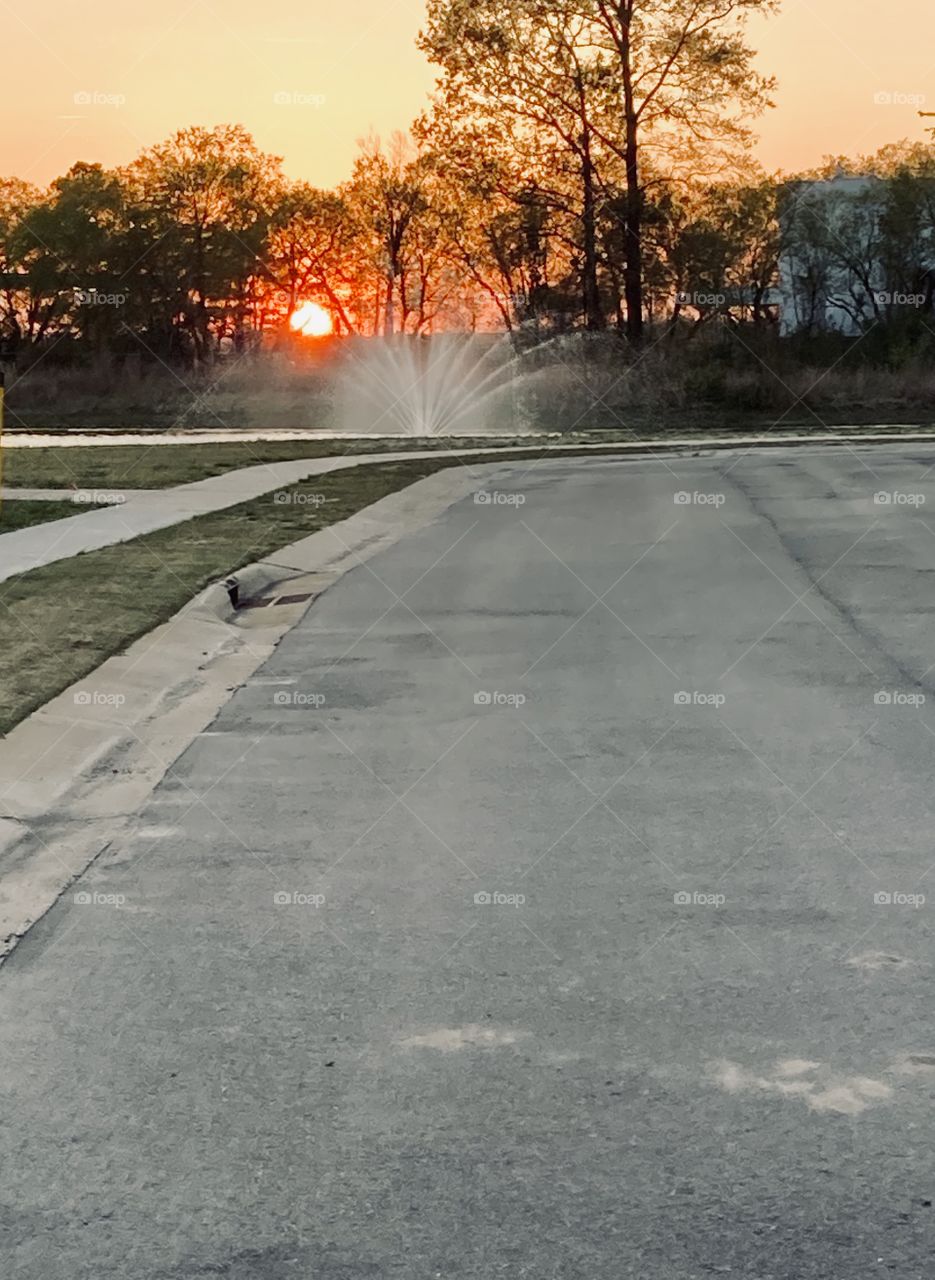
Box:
<box><xmin>845</xmin><ymin>951</ymin><xmax>912</xmax><ymax>971</ymax></box>
<box><xmin>891</xmin><ymin>1052</ymin><xmax>935</xmax><ymax>1076</ymax></box>
<box><xmin>711</xmin><ymin>1058</ymin><xmax>894</xmax><ymax>1115</ymax></box>
<box><xmin>397</xmin><ymin>1024</ymin><xmax>529</xmax><ymax>1053</ymax></box>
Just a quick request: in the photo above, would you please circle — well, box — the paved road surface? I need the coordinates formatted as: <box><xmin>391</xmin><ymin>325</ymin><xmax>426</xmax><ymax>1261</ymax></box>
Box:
<box><xmin>3</xmin><ymin>449</ymin><xmax>935</xmax><ymax>1277</ymax></box>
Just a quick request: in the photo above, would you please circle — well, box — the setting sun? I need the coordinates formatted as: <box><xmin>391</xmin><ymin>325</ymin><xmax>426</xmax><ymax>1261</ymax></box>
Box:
<box><xmin>289</xmin><ymin>301</ymin><xmax>333</xmax><ymax>338</ymax></box>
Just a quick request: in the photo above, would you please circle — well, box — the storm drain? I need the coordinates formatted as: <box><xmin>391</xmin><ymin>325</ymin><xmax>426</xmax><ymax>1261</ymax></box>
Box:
<box><xmin>239</xmin><ymin>591</ymin><xmax>316</xmax><ymax>611</ymax></box>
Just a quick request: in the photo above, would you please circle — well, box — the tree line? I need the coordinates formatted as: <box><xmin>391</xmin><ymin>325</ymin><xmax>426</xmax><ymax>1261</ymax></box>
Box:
<box><xmin>1</xmin><ymin>0</ymin><xmax>934</xmax><ymax>367</ymax></box>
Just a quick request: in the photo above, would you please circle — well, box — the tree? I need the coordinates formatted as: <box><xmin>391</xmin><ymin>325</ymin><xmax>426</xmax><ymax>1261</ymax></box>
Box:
<box><xmin>345</xmin><ymin>134</ymin><xmax>432</xmax><ymax>335</ymax></box>
<box><xmin>660</xmin><ymin>176</ymin><xmax>779</xmax><ymax>330</ymax></box>
<box><xmin>420</xmin><ymin>0</ymin><xmax>777</xmax><ymax>341</ymax></box>
<box><xmin>14</xmin><ymin>164</ymin><xmax>133</xmax><ymax>350</ymax></box>
<box><xmin>444</xmin><ymin>188</ymin><xmax>559</xmax><ymax>331</ymax></box>
<box><xmin>877</xmin><ymin>162</ymin><xmax>935</xmax><ymax>313</ymax></box>
<box><xmin>0</xmin><ymin>178</ymin><xmax>49</xmax><ymax>346</ymax></box>
<box><xmin>419</xmin><ymin>0</ymin><xmax>618</xmax><ymax>332</ymax></box>
<box><xmin>264</xmin><ymin>184</ymin><xmax>360</xmax><ymax>334</ymax></box>
<box><xmin>414</xmin><ymin>103</ymin><xmax>576</xmax><ymax>332</ymax></box>
<box><xmin>587</xmin><ymin>0</ymin><xmax>778</xmax><ymax>341</ymax></box>
<box><xmin>125</xmin><ymin>126</ymin><xmax>281</xmax><ymax>362</ymax></box>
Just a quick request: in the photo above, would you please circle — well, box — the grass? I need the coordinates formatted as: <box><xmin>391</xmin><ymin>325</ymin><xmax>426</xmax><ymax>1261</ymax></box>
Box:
<box><xmin>0</xmin><ymin>450</ymin><xmax>562</xmax><ymax>736</ymax></box>
<box><xmin>0</xmin><ymin>436</ymin><xmax>545</xmax><ymax>490</ymax></box>
<box><xmin>5</xmin><ymin>353</ymin><xmax>337</xmax><ymax>430</ymax></box>
<box><xmin>0</xmin><ymin>499</ymin><xmax>106</xmax><ymax>531</ymax></box>
<box><xmin>7</xmin><ymin>415</ymin><xmax>935</xmax><ymax>492</ymax></box>
<box><xmin>9</xmin><ymin>337</ymin><xmax>935</xmax><ymax>434</ymax></box>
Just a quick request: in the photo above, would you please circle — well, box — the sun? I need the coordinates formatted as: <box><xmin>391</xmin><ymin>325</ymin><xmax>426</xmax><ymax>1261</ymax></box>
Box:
<box><xmin>290</xmin><ymin>301</ymin><xmax>333</xmax><ymax>337</ymax></box>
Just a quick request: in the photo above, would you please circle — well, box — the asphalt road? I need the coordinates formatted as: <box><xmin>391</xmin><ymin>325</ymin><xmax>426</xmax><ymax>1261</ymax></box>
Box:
<box><xmin>3</xmin><ymin>448</ymin><xmax>935</xmax><ymax>1278</ymax></box>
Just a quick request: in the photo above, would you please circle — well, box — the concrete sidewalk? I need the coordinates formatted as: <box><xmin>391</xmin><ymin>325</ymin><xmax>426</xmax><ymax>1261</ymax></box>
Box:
<box><xmin>0</xmin><ymin>450</ymin><xmax>475</xmax><ymax>582</ymax></box>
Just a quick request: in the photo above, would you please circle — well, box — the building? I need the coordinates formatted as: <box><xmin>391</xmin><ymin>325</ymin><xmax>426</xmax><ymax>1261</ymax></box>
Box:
<box><xmin>778</xmin><ymin>174</ymin><xmax>889</xmax><ymax>336</ymax></box>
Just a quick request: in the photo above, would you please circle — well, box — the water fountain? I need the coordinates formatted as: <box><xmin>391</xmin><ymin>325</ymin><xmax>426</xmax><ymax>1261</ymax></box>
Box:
<box><xmin>331</xmin><ymin>333</ymin><xmax>541</xmax><ymax>437</ymax></box>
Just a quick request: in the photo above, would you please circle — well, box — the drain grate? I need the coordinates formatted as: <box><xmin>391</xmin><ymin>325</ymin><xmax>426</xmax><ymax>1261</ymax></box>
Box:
<box><xmin>239</xmin><ymin>591</ymin><xmax>315</xmax><ymax>611</ymax></box>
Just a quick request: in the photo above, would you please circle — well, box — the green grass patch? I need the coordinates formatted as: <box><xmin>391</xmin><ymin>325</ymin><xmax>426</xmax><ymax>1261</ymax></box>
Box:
<box><xmin>0</xmin><ymin>499</ymin><xmax>105</xmax><ymax>531</ymax></box>
<box><xmin>1</xmin><ymin>436</ymin><xmax>543</xmax><ymax>491</ymax></box>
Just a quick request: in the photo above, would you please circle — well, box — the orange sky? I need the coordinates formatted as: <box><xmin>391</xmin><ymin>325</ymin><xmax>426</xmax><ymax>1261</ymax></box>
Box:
<box><xmin>1</xmin><ymin>0</ymin><xmax>932</xmax><ymax>189</ymax></box>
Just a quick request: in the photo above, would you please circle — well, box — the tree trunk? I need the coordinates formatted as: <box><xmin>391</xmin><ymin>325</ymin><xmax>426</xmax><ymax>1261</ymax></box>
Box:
<box><xmin>317</xmin><ymin>278</ymin><xmax>357</xmax><ymax>335</ymax></box>
<box><xmin>619</xmin><ymin>1</ymin><xmax>643</xmax><ymax>344</ymax></box>
<box><xmin>383</xmin><ymin>272</ymin><xmax>395</xmax><ymax>336</ymax></box>
<box><xmin>623</xmin><ymin>122</ymin><xmax>642</xmax><ymax>343</ymax></box>
<box><xmin>579</xmin><ymin>109</ymin><xmax>604</xmax><ymax>331</ymax></box>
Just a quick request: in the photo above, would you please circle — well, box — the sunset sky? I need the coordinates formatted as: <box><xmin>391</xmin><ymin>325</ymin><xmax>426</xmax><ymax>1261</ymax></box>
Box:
<box><xmin>2</xmin><ymin>0</ymin><xmax>933</xmax><ymax>189</ymax></box>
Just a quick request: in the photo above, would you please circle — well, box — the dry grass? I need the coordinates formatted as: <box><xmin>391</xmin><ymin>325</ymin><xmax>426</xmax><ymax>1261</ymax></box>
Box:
<box><xmin>6</xmin><ymin>352</ymin><xmax>335</xmax><ymax>431</ymax></box>
<box><xmin>9</xmin><ymin>339</ymin><xmax>935</xmax><ymax>434</ymax></box>
<box><xmin>519</xmin><ymin>340</ymin><xmax>935</xmax><ymax>430</ymax></box>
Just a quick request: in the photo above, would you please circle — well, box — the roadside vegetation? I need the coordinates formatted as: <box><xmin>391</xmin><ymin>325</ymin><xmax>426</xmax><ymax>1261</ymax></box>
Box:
<box><xmin>1</xmin><ymin>437</ymin><xmax>544</xmax><ymax>490</ymax></box>
<box><xmin>0</xmin><ymin>499</ymin><xmax>105</xmax><ymax>530</ymax></box>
